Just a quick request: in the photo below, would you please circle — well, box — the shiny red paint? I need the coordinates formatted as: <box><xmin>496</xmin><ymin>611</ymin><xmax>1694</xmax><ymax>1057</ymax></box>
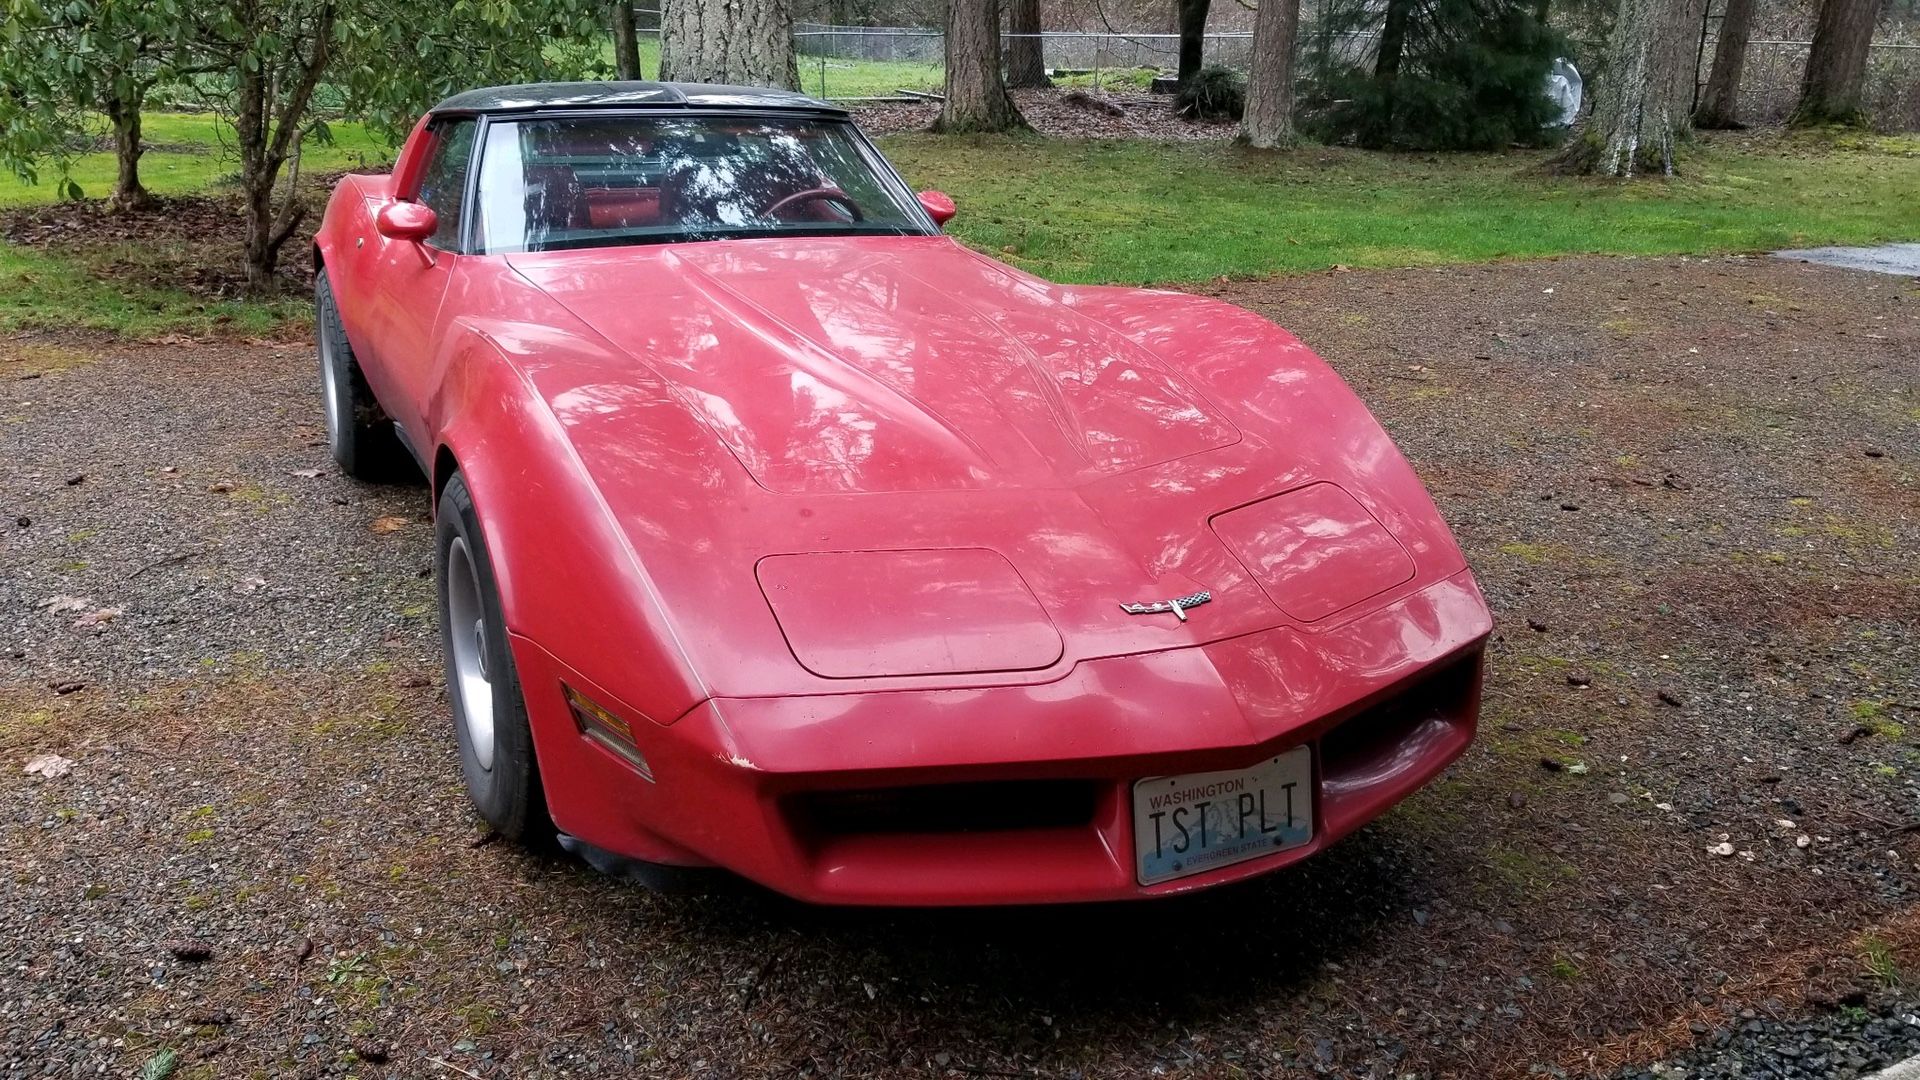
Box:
<box><xmin>314</xmin><ymin>107</ymin><xmax>1492</xmax><ymax>906</ymax></box>
<box><xmin>916</xmin><ymin>189</ymin><xmax>957</xmax><ymax>224</ymax></box>
<box><xmin>374</xmin><ymin>201</ymin><xmax>437</xmax><ymax>242</ymax></box>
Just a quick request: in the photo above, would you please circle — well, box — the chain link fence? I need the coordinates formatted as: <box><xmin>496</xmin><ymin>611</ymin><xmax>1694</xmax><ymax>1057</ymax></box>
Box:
<box><xmin>788</xmin><ymin>19</ymin><xmax>1920</xmax><ymax>130</ymax></box>
<box><xmin>1732</xmin><ymin>39</ymin><xmax>1920</xmax><ymax>128</ymax></box>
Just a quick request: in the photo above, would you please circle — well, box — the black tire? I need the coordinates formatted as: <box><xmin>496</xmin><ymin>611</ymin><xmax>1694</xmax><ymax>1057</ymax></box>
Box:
<box><xmin>436</xmin><ymin>472</ymin><xmax>553</xmax><ymax>843</ymax></box>
<box><xmin>315</xmin><ymin>271</ymin><xmax>407</xmax><ymax>481</ymax></box>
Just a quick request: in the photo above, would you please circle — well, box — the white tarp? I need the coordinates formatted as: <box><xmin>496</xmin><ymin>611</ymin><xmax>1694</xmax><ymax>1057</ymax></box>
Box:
<box><xmin>1545</xmin><ymin>57</ymin><xmax>1583</xmax><ymax>127</ymax></box>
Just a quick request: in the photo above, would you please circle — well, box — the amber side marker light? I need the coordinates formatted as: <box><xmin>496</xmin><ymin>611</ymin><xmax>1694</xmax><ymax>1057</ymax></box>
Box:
<box><xmin>564</xmin><ymin>686</ymin><xmax>654</xmax><ymax>781</ymax></box>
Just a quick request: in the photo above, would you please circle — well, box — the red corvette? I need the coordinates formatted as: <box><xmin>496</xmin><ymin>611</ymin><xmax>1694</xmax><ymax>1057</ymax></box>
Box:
<box><xmin>313</xmin><ymin>81</ymin><xmax>1492</xmax><ymax>905</ymax></box>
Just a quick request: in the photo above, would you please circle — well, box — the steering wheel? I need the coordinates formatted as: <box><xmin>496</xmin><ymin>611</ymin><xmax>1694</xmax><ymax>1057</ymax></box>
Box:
<box><xmin>764</xmin><ymin>187</ymin><xmax>864</xmax><ymax>223</ymax></box>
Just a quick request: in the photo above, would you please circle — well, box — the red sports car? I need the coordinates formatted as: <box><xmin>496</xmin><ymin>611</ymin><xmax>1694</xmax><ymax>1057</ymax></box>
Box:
<box><xmin>313</xmin><ymin>81</ymin><xmax>1492</xmax><ymax>905</ymax></box>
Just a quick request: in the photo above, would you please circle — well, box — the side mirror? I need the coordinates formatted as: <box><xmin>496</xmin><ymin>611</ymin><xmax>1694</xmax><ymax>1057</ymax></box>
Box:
<box><xmin>917</xmin><ymin>190</ymin><xmax>956</xmax><ymax>226</ymax></box>
<box><xmin>375</xmin><ymin>200</ymin><xmax>438</xmax><ymax>243</ymax></box>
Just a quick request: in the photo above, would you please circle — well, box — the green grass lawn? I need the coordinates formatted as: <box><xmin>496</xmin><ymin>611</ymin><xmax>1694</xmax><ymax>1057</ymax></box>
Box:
<box><xmin>1</xmin><ymin>111</ymin><xmax>1916</xmax><ymax>339</ymax></box>
<box><xmin>887</xmin><ymin>131</ymin><xmax>1920</xmax><ymax>285</ymax></box>
<box><xmin>0</xmin><ymin>114</ymin><xmax>391</xmax><ymax>337</ymax></box>
<box><xmin>599</xmin><ymin>35</ymin><xmax>943</xmax><ymax>99</ymax></box>
<box><xmin>0</xmin><ymin>112</ymin><xmax>389</xmax><ymax>208</ymax></box>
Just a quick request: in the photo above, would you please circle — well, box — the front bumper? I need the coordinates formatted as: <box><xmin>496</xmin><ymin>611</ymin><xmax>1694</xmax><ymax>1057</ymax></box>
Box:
<box><xmin>514</xmin><ymin>569</ymin><xmax>1491</xmax><ymax>906</ymax></box>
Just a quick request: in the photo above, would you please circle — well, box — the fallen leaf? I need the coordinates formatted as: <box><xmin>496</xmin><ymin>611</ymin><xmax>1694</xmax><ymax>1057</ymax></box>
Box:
<box><xmin>23</xmin><ymin>752</ymin><xmax>74</xmax><ymax>778</ymax></box>
<box><xmin>370</xmin><ymin>515</ymin><xmax>409</xmax><ymax>534</ymax></box>
<box><xmin>235</xmin><ymin>575</ymin><xmax>266</xmax><ymax>593</ymax></box>
<box><xmin>73</xmin><ymin>606</ymin><xmax>123</xmax><ymax>628</ymax></box>
<box><xmin>291</xmin><ymin>468</ymin><xmax>325</xmax><ymax>479</ymax></box>
<box><xmin>39</xmin><ymin>595</ymin><xmax>92</xmax><ymax>614</ymax></box>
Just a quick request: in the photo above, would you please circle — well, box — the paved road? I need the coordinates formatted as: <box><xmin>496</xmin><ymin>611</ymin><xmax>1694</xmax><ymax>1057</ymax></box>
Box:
<box><xmin>1775</xmin><ymin>242</ymin><xmax>1920</xmax><ymax>275</ymax></box>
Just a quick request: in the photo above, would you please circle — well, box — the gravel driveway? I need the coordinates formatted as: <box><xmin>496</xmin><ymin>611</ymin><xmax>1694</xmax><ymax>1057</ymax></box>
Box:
<box><xmin>1</xmin><ymin>254</ymin><xmax>1916</xmax><ymax>1079</ymax></box>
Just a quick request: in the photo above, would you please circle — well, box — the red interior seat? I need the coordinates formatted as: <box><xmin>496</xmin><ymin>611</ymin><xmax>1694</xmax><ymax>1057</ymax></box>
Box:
<box><xmin>582</xmin><ymin>188</ymin><xmax>661</xmax><ymax>229</ymax></box>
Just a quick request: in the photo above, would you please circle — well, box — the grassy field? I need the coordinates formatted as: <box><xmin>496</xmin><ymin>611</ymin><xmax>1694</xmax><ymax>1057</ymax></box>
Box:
<box><xmin>886</xmin><ymin>130</ymin><xmax>1920</xmax><ymax>284</ymax></box>
<box><xmin>1</xmin><ymin>113</ymin><xmax>390</xmax><ymax>207</ymax></box>
<box><xmin>597</xmin><ymin>35</ymin><xmax>945</xmax><ymax>99</ymax></box>
<box><xmin>1</xmin><ymin>112</ymin><xmax>1917</xmax><ymax>338</ymax></box>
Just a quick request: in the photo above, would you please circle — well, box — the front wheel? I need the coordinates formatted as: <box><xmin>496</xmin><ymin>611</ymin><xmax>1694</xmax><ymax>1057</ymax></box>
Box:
<box><xmin>436</xmin><ymin>472</ymin><xmax>551</xmax><ymax>843</ymax></box>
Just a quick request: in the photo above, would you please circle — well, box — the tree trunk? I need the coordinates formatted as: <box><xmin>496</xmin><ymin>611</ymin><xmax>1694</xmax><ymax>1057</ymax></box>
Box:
<box><xmin>1375</xmin><ymin>0</ymin><xmax>1410</xmax><ymax>81</ymax></box>
<box><xmin>1373</xmin><ymin>0</ymin><xmax>1412</xmax><ymax>134</ymax></box>
<box><xmin>244</xmin><ymin>172</ymin><xmax>278</xmax><ymax>295</ymax></box>
<box><xmin>1693</xmin><ymin>0</ymin><xmax>1755</xmax><ymax>128</ymax></box>
<box><xmin>1551</xmin><ymin>0</ymin><xmax>1705</xmax><ymax>175</ymax></box>
<box><xmin>235</xmin><ymin>8</ymin><xmax>331</xmax><ymax>295</ymax></box>
<box><xmin>611</xmin><ymin>1</ymin><xmax>644</xmax><ymax>80</ymax></box>
<box><xmin>659</xmin><ymin>0</ymin><xmax>800</xmax><ymax>89</ymax></box>
<box><xmin>104</xmin><ymin>90</ymin><xmax>153</xmax><ymax>212</ymax></box>
<box><xmin>1005</xmin><ymin>0</ymin><xmax>1050</xmax><ymax>89</ymax></box>
<box><xmin>934</xmin><ymin>0</ymin><xmax>1026</xmax><ymax>132</ymax></box>
<box><xmin>1792</xmin><ymin>0</ymin><xmax>1881</xmax><ymax>126</ymax></box>
<box><xmin>1176</xmin><ymin>0</ymin><xmax>1211</xmax><ymax>85</ymax></box>
<box><xmin>1238</xmin><ymin>0</ymin><xmax>1300</xmax><ymax>149</ymax></box>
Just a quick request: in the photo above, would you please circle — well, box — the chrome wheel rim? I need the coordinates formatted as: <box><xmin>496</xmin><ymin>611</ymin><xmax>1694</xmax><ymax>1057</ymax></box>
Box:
<box><xmin>445</xmin><ymin>535</ymin><xmax>495</xmax><ymax>771</ymax></box>
<box><xmin>318</xmin><ymin>317</ymin><xmax>343</xmax><ymax>449</ymax></box>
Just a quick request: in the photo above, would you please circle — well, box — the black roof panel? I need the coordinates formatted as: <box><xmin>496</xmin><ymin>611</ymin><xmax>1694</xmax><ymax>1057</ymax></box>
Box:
<box><xmin>430</xmin><ymin>81</ymin><xmax>847</xmax><ymax>116</ymax></box>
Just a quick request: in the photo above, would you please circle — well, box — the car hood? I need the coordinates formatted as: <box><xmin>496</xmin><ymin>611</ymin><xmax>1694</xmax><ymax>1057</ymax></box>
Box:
<box><xmin>507</xmin><ymin>236</ymin><xmax>1239</xmax><ymax>494</ymax></box>
<box><xmin>485</xmin><ymin>236</ymin><xmax>1469</xmax><ymax>695</ymax></box>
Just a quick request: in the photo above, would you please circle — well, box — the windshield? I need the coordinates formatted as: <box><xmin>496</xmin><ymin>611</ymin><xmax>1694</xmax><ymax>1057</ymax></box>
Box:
<box><xmin>473</xmin><ymin>114</ymin><xmax>931</xmax><ymax>253</ymax></box>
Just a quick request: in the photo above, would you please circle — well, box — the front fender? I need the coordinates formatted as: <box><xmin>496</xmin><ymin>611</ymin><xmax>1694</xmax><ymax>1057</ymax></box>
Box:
<box><xmin>430</xmin><ymin>326</ymin><xmax>708</xmax><ymax>735</ymax></box>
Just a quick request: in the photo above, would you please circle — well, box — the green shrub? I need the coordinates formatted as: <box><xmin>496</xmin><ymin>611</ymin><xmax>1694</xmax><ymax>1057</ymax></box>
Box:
<box><xmin>1176</xmin><ymin>66</ymin><xmax>1245</xmax><ymax>122</ymax></box>
<box><xmin>1301</xmin><ymin>0</ymin><xmax>1565</xmax><ymax>151</ymax></box>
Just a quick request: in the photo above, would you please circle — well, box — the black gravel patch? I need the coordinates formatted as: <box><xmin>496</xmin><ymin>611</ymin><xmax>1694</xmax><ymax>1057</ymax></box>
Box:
<box><xmin>1620</xmin><ymin>995</ymin><xmax>1920</xmax><ymax>1079</ymax></box>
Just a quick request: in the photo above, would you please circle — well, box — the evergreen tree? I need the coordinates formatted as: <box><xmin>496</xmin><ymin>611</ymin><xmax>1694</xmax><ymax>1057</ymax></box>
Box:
<box><xmin>1300</xmin><ymin>0</ymin><xmax>1566</xmax><ymax>151</ymax></box>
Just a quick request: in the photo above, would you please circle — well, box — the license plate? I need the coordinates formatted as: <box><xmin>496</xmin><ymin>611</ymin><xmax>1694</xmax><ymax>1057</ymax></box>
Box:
<box><xmin>1132</xmin><ymin>747</ymin><xmax>1313</xmax><ymax>885</ymax></box>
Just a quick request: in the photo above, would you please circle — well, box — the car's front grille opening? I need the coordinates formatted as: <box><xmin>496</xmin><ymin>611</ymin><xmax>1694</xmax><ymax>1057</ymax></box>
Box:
<box><xmin>789</xmin><ymin>779</ymin><xmax>1102</xmax><ymax>837</ymax></box>
<box><xmin>1319</xmin><ymin>652</ymin><xmax>1480</xmax><ymax>786</ymax></box>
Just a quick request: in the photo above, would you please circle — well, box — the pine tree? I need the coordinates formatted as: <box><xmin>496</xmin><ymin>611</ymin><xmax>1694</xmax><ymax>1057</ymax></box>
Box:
<box><xmin>1694</xmin><ymin>0</ymin><xmax>1756</xmax><ymax>129</ymax></box>
<box><xmin>1553</xmin><ymin>0</ymin><xmax>1706</xmax><ymax>175</ymax></box>
<box><xmin>1793</xmin><ymin>0</ymin><xmax>1883</xmax><ymax>126</ymax></box>
<box><xmin>935</xmin><ymin>0</ymin><xmax>1026</xmax><ymax>131</ymax></box>
<box><xmin>1301</xmin><ymin>0</ymin><xmax>1565</xmax><ymax>151</ymax></box>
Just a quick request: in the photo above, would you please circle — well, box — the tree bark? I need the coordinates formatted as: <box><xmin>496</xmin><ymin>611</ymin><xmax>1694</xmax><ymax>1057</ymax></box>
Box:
<box><xmin>236</xmin><ymin>4</ymin><xmax>331</xmax><ymax>294</ymax></box>
<box><xmin>1176</xmin><ymin>0</ymin><xmax>1211</xmax><ymax>86</ymax></box>
<box><xmin>1792</xmin><ymin>0</ymin><xmax>1881</xmax><ymax>126</ymax></box>
<box><xmin>1552</xmin><ymin>0</ymin><xmax>1705</xmax><ymax>176</ymax></box>
<box><xmin>1375</xmin><ymin>0</ymin><xmax>1410</xmax><ymax>82</ymax></box>
<box><xmin>1005</xmin><ymin>0</ymin><xmax>1050</xmax><ymax>89</ymax></box>
<box><xmin>1693</xmin><ymin>0</ymin><xmax>1755</xmax><ymax>128</ymax></box>
<box><xmin>1238</xmin><ymin>0</ymin><xmax>1299</xmax><ymax>149</ymax></box>
<box><xmin>934</xmin><ymin>0</ymin><xmax>1026</xmax><ymax>132</ymax></box>
<box><xmin>104</xmin><ymin>89</ymin><xmax>154</xmax><ymax>212</ymax></box>
<box><xmin>1373</xmin><ymin>0</ymin><xmax>1412</xmax><ymax>133</ymax></box>
<box><xmin>611</xmin><ymin>1</ymin><xmax>644</xmax><ymax>80</ymax></box>
<box><xmin>659</xmin><ymin>0</ymin><xmax>800</xmax><ymax>90</ymax></box>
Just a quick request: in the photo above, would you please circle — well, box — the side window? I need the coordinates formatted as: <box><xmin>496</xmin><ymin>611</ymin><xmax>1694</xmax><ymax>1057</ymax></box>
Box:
<box><xmin>415</xmin><ymin>119</ymin><xmax>477</xmax><ymax>251</ymax></box>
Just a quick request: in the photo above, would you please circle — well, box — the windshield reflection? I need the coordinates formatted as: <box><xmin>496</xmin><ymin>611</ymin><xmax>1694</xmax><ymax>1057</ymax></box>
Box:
<box><xmin>474</xmin><ymin>115</ymin><xmax>927</xmax><ymax>254</ymax></box>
